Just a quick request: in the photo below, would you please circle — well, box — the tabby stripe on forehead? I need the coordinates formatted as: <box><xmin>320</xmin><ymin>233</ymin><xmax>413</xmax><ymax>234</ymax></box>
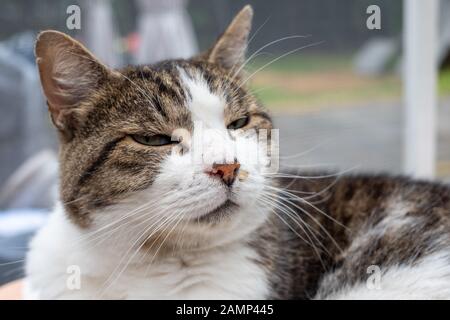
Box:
<box><xmin>154</xmin><ymin>75</ymin><xmax>186</xmax><ymax>105</ymax></box>
<box><xmin>76</xmin><ymin>136</ymin><xmax>125</xmax><ymax>188</ymax></box>
<box><xmin>149</xmin><ymin>96</ymin><xmax>166</xmax><ymax>118</ymax></box>
<box><xmin>201</xmin><ymin>68</ymin><xmax>214</xmax><ymax>87</ymax></box>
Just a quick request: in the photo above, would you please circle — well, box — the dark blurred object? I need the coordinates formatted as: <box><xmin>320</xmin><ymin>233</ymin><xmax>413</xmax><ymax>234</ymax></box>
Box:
<box><xmin>0</xmin><ymin>32</ymin><xmax>56</xmax><ymax>186</ymax></box>
<box><xmin>438</xmin><ymin>0</ymin><xmax>450</xmax><ymax>69</ymax></box>
<box><xmin>0</xmin><ymin>150</ymin><xmax>58</xmax><ymax>210</ymax></box>
<box><xmin>0</xmin><ymin>210</ymin><xmax>48</xmax><ymax>285</ymax></box>
<box><xmin>0</xmin><ymin>150</ymin><xmax>56</xmax><ymax>286</ymax></box>
<box><xmin>0</xmin><ymin>232</ymin><xmax>30</xmax><ymax>285</ymax></box>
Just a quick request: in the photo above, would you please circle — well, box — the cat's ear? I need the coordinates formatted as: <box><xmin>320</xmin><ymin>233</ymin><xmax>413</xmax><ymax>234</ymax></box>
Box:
<box><xmin>35</xmin><ymin>30</ymin><xmax>115</xmax><ymax>136</ymax></box>
<box><xmin>207</xmin><ymin>5</ymin><xmax>253</xmax><ymax>71</ymax></box>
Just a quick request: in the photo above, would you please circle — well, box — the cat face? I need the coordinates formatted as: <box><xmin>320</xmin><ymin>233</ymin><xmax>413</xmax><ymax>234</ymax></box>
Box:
<box><xmin>36</xmin><ymin>5</ymin><xmax>275</xmax><ymax>249</ymax></box>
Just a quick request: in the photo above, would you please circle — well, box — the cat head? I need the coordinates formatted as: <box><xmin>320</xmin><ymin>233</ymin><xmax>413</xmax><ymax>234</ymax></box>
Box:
<box><xmin>36</xmin><ymin>5</ymin><xmax>276</xmax><ymax>251</ymax></box>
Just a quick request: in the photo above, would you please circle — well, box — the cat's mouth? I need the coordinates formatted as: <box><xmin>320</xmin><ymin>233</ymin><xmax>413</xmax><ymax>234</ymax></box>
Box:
<box><xmin>197</xmin><ymin>200</ymin><xmax>239</xmax><ymax>223</ymax></box>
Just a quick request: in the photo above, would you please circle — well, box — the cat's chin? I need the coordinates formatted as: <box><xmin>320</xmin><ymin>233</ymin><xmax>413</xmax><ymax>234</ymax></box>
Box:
<box><xmin>196</xmin><ymin>199</ymin><xmax>239</xmax><ymax>223</ymax></box>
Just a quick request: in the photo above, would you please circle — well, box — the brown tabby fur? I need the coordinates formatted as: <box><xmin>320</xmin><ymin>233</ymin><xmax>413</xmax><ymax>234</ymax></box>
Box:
<box><xmin>254</xmin><ymin>173</ymin><xmax>450</xmax><ymax>298</ymax></box>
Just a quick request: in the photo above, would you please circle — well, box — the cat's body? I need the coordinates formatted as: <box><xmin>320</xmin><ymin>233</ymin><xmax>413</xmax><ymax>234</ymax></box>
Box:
<box><xmin>26</xmin><ymin>6</ymin><xmax>450</xmax><ymax>299</ymax></box>
<box><xmin>257</xmin><ymin>173</ymin><xmax>450</xmax><ymax>299</ymax></box>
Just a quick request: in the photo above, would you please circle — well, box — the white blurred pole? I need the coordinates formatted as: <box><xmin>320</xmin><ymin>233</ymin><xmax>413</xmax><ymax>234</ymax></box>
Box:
<box><xmin>403</xmin><ymin>0</ymin><xmax>439</xmax><ymax>178</ymax></box>
<box><xmin>84</xmin><ymin>0</ymin><xmax>120</xmax><ymax>67</ymax></box>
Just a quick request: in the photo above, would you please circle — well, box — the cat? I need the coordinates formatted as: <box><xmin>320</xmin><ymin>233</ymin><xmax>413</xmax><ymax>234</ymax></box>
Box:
<box><xmin>25</xmin><ymin>5</ymin><xmax>450</xmax><ymax>299</ymax></box>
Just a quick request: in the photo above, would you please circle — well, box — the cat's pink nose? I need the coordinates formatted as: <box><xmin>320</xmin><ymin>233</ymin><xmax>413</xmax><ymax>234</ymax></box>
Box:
<box><xmin>208</xmin><ymin>162</ymin><xmax>240</xmax><ymax>186</ymax></box>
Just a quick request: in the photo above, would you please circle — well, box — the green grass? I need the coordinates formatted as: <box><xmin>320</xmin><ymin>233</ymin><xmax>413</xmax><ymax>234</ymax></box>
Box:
<box><xmin>439</xmin><ymin>69</ymin><xmax>450</xmax><ymax>95</ymax></box>
<box><xmin>251</xmin><ymin>77</ymin><xmax>401</xmax><ymax>108</ymax></box>
<box><xmin>248</xmin><ymin>54</ymin><xmax>450</xmax><ymax>110</ymax></box>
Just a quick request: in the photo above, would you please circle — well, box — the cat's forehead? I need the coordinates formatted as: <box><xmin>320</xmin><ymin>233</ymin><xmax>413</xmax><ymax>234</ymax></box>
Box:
<box><xmin>178</xmin><ymin>67</ymin><xmax>227</xmax><ymax>128</ymax></box>
<box><xmin>116</xmin><ymin>60</ymin><xmax>250</xmax><ymax>124</ymax></box>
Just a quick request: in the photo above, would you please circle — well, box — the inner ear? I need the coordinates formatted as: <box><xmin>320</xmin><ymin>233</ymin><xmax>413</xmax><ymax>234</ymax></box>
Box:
<box><xmin>207</xmin><ymin>5</ymin><xmax>253</xmax><ymax>71</ymax></box>
<box><xmin>35</xmin><ymin>30</ymin><xmax>115</xmax><ymax>135</ymax></box>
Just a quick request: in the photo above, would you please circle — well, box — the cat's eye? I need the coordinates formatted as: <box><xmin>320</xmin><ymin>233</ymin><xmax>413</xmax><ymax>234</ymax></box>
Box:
<box><xmin>227</xmin><ymin>116</ymin><xmax>249</xmax><ymax>130</ymax></box>
<box><xmin>131</xmin><ymin>134</ymin><xmax>177</xmax><ymax>146</ymax></box>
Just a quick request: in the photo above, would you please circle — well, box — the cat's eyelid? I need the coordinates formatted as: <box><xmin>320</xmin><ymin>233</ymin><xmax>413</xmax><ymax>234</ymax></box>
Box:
<box><xmin>130</xmin><ymin>133</ymin><xmax>177</xmax><ymax>147</ymax></box>
<box><xmin>227</xmin><ymin>115</ymin><xmax>250</xmax><ymax>129</ymax></box>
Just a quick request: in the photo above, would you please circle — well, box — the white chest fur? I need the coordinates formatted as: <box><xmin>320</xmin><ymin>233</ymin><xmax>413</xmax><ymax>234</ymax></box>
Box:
<box><xmin>25</xmin><ymin>207</ymin><xmax>269</xmax><ymax>299</ymax></box>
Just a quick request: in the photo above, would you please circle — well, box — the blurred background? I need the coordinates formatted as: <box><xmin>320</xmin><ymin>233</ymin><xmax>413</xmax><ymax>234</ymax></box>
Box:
<box><xmin>0</xmin><ymin>0</ymin><xmax>449</xmax><ymax>285</ymax></box>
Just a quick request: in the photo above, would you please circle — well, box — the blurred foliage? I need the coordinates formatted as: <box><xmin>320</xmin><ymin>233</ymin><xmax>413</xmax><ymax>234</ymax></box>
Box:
<box><xmin>439</xmin><ymin>69</ymin><xmax>450</xmax><ymax>95</ymax></box>
<box><xmin>250</xmin><ymin>54</ymin><xmax>450</xmax><ymax>111</ymax></box>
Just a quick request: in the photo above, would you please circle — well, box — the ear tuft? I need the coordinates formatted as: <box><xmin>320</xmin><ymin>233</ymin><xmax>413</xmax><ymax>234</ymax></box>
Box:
<box><xmin>35</xmin><ymin>30</ymin><xmax>111</xmax><ymax>135</ymax></box>
<box><xmin>208</xmin><ymin>5</ymin><xmax>253</xmax><ymax>71</ymax></box>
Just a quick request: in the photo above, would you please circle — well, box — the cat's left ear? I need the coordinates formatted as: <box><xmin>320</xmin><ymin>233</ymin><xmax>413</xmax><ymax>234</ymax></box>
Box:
<box><xmin>207</xmin><ymin>5</ymin><xmax>253</xmax><ymax>71</ymax></box>
<box><xmin>35</xmin><ymin>30</ymin><xmax>118</xmax><ymax>138</ymax></box>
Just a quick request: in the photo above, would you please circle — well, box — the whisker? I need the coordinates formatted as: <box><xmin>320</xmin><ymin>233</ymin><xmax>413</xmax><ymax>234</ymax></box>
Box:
<box><xmin>230</xmin><ymin>35</ymin><xmax>311</xmax><ymax>81</ymax></box>
<box><xmin>0</xmin><ymin>259</ymin><xmax>25</xmax><ymax>267</ymax></box>
<box><xmin>260</xmin><ymin>193</ymin><xmax>333</xmax><ymax>257</ymax></box>
<box><xmin>71</xmin><ymin>190</ymin><xmax>174</xmax><ymax>247</ymax></box>
<box><xmin>231</xmin><ymin>41</ymin><xmax>324</xmax><ymax>96</ymax></box>
<box><xmin>263</xmin><ymin>190</ymin><xmax>344</xmax><ymax>253</ymax></box>
<box><xmin>278</xmin><ymin>139</ymin><xmax>334</xmax><ymax>161</ymax></box>
<box><xmin>256</xmin><ymin>200</ymin><xmax>327</xmax><ymax>269</ymax></box>
<box><xmin>264</xmin><ymin>165</ymin><xmax>359</xmax><ymax>179</ymax></box>
<box><xmin>265</xmin><ymin>186</ymin><xmax>347</xmax><ymax>231</ymax></box>
<box><xmin>97</xmin><ymin>212</ymin><xmax>177</xmax><ymax>297</ymax></box>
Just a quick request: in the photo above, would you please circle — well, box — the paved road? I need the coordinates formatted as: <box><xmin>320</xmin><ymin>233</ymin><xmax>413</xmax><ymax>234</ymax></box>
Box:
<box><xmin>274</xmin><ymin>99</ymin><xmax>450</xmax><ymax>180</ymax></box>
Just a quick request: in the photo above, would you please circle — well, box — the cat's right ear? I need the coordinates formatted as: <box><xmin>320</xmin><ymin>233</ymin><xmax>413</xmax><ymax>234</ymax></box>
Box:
<box><xmin>35</xmin><ymin>30</ymin><xmax>116</xmax><ymax>138</ymax></box>
<box><xmin>207</xmin><ymin>5</ymin><xmax>253</xmax><ymax>72</ymax></box>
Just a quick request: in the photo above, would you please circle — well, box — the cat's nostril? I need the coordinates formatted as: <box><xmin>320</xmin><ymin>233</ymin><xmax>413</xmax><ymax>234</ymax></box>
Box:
<box><xmin>208</xmin><ymin>162</ymin><xmax>241</xmax><ymax>186</ymax></box>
